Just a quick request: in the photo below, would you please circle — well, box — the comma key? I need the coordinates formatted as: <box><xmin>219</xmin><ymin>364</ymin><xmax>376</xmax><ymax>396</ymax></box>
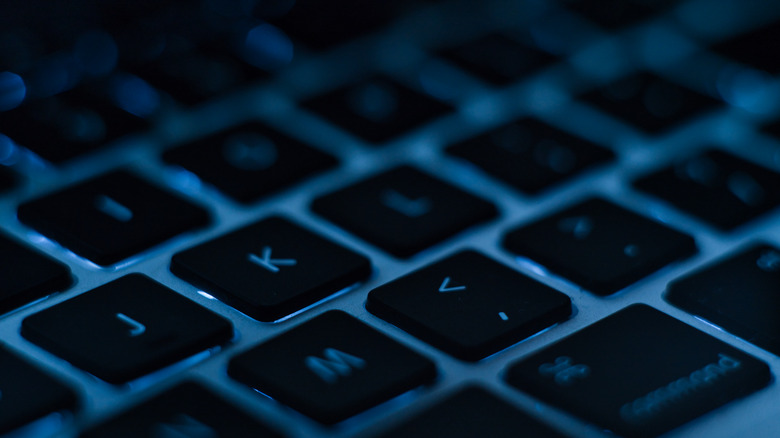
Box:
<box><xmin>504</xmin><ymin>305</ymin><xmax>770</xmax><ymax>437</ymax></box>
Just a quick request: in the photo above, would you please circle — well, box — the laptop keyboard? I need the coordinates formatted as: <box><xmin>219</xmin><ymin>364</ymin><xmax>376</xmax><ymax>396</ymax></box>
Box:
<box><xmin>2</xmin><ymin>0</ymin><xmax>780</xmax><ymax>437</ymax></box>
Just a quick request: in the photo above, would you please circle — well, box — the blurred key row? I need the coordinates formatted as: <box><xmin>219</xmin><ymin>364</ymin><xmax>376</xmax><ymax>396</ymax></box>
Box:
<box><xmin>2</xmin><ymin>2</ymin><xmax>780</xmax><ymax>166</ymax></box>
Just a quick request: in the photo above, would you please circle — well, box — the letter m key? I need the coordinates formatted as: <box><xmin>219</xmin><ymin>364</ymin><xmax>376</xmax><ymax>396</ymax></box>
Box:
<box><xmin>305</xmin><ymin>348</ymin><xmax>367</xmax><ymax>384</ymax></box>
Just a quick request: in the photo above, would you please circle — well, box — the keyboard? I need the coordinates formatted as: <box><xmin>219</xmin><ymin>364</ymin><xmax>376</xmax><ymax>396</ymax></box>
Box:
<box><xmin>2</xmin><ymin>0</ymin><xmax>780</xmax><ymax>436</ymax></box>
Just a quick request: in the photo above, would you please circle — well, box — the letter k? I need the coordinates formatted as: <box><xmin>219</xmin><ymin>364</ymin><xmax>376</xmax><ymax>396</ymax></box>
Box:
<box><xmin>248</xmin><ymin>246</ymin><xmax>297</xmax><ymax>273</ymax></box>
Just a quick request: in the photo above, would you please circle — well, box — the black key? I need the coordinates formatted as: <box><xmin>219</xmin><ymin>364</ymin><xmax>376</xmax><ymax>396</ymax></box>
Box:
<box><xmin>447</xmin><ymin>119</ymin><xmax>614</xmax><ymax>194</ymax></box>
<box><xmin>312</xmin><ymin>166</ymin><xmax>497</xmax><ymax>258</ymax></box>
<box><xmin>18</xmin><ymin>170</ymin><xmax>210</xmax><ymax>266</ymax></box>
<box><xmin>505</xmin><ymin>305</ymin><xmax>770</xmax><ymax>437</ymax></box>
<box><xmin>0</xmin><ymin>166</ymin><xmax>16</xmax><ymax>192</ymax></box>
<box><xmin>171</xmin><ymin>217</ymin><xmax>371</xmax><ymax>322</ymax></box>
<box><xmin>762</xmin><ymin>119</ymin><xmax>780</xmax><ymax>140</ymax></box>
<box><xmin>713</xmin><ymin>20</ymin><xmax>780</xmax><ymax>75</ymax></box>
<box><xmin>22</xmin><ymin>274</ymin><xmax>233</xmax><ymax>384</ymax></box>
<box><xmin>0</xmin><ymin>343</ymin><xmax>77</xmax><ymax>435</ymax></box>
<box><xmin>228</xmin><ymin>310</ymin><xmax>436</xmax><ymax>424</ymax></box>
<box><xmin>259</xmin><ymin>0</ymin><xmax>403</xmax><ymax>50</ymax></box>
<box><xmin>82</xmin><ymin>381</ymin><xmax>283</xmax><ymax>438</ymax></box>
<box><xmin>666</xmin><ymin>243</ymin><xmax>780</xmax><ymax>356</ymax></box>
<box><xmin>301</xmin><ymin>76</ymin><xmax>454</xmax><ymax>144</ymax></box>
<box><xmin>368</xmin><ymin>250</ymin><xmax>571</xmax><ymax>361</ymax></box>
<box><xmin>437</xmin><ymin>33</ymin><xmax>557</xmax><ymax>86</ymax></box>
<box><xmin>578</xmin><ymin>72</ymin><xmax>721</xmax><ymax>134</ymax></box>
<box><xmin>502</xmin><ymin>198</ymin><xmax>696</xmax><ymax>295</ymax></box>
<box><xmin>163</xmin><ymin>123</ymin><xmax>338</xmax><ymax>203</ymax></box>
<box><xmin>377</xmin><ymin>387</ymin><xmax>566</xmax><ymax>438</ymax></box>
<box><xmin>634</xmin><ymin>149</ymin><xmax>780</xmax><ymax>230</ymax></box>
<box><xmin>0</xmin><ymin>232</ymin><xmax>71</xmax><ymax>314</ymax></box>
<box><xmin>0</xmin><ymin>81</ymin><xmax>151</xmax><ymax>163</ymax></box>
<box><xmin>130</xmin><ymin>41</ymin><xmax>270</xmax><ymax>107</ymax></box>
<box><xmin>560</xmin><ymin>0</ymin><xmax>679</xmax><ymax>30</ymax></box>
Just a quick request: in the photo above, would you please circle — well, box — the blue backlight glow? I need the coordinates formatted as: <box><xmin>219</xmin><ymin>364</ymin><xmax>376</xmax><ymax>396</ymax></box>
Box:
<box><xmin>0</xmin><ymin>134</ymin><xmax>20</xmax><ymax>165</ymax></box>
<box><xmin>243</xmin><ymin>23</ymin><xmax>294</xmax><ymax>70</ymax></box>
<box><xmin>110</xmin><ymin>74</ymin><xmax>160</xmax><ymax>117</ymax></box>
<box><xmin>716</xmin><ymin>66</ymin><xmax>774</xmax><ymax>113</ymax></box>
<box><xmin>0</xmin><ymin>71</ymin><xmax>26</xmax><ymax>111</ymax></box>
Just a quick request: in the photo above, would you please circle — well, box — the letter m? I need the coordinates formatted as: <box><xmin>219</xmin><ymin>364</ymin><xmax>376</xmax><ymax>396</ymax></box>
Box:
<box><xmin>304</xmin><ymin>348</ymin><xmax>367</xmax><ymax>384</ymax></box>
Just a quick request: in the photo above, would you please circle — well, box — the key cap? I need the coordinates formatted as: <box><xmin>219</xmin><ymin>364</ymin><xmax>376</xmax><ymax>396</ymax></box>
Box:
<box><xmin>578</xmin><ymin>72</ymin><xmax>721</xmax><ymax>134</ymax></box>
<box><xmin>82</xmin><ymin>381</ymin><xmax>283</xmax><ymax>438</ymax></box>
<box><xmin>367</xmin><ymin>250</ymin><xmax>571</xmax><ymax>361</ymax></box>
<box><xmin>666</xmin><ymin>243</ymin><xmax>780</xmax><ymax>356</ymax></box>
<box><xmin>634</xmin><ymin>149</ymin><xmax>780</xmax><ymax>230</ymax></box>
<box><xmin>377</xmin><ymin>386</ymin><xmax>567</xmax><ymax>438</ymax></box>
<box><xmin>21</xmin><ymin>274</ymin><xmax>233</xmax><ymax>384</ymax></box>
<box><xmin>130</xmin><ymin>40</ymin><xmax>269</xmax><ymax>107</ymax></box>
<box><xmin>447</xmin><ymin>119</ymin><xmax>614</xmax><ymax>194</ymax></box>
<box><xmin>228</xmin><ymin>310</ymin><xmax>436</xmax><ymax>424</ymax></box>
<box><xmin>502</xmin><ymin>197</ymin><xmax>696</xmax><ymax>295</ymax></box>
<box><xmin>713</xmin><ymin>20</ymin><xmax>780</xmax><ymax>75</ymax></box>
<box><xmin>0</xmin><ymin>343</ymin><xmax>77</xmax><ymax>435</ymax></box>
<box><xmin>163</xmin><ymin>122</ymin><xmax>338</xmax><ymax>203</ymax></box>
<box><xmin>437</xmin><ymin>33</ymin><xmax>557</xmax><ymax>86</ymax></box>
<box><xmin>311</xmin><ymin>166</ymin><xmax>497</xmax><ymax>258</ymax></box>
<box><xmin>171</xmin><ymin>216</ymin><xmax>371</xmax><ymax>322</ymax></box>
<box><xmin>560</xmin><ymin>0</ymin><xmax>679</xmax><ymax>30</ymax></box>
<box><xmin>0</xmin><ymin>166</ymin><xmax>16</xmax><ymax>192</ymax></box>
<box><xmin>505</xmin><ymin>305</ymin><xmax>771</xmax><ymax>437</ymax></box>
<box><xmin>260</xmin><ymin>0</ymin><xmax>403</xmax><ymax>50</ymax></box>
<box><xmin>18</xmin><ymin>170</ymin><xmax>210</xmax><ymax>266</ymax></box>
<box><xmin>0</xmin><ymin>232</ymin><xmax>71</xmax><ymax>314</ymax></box>
<box><xmin>762</xmin><ymin>119</ymin><xmax>780</xmax><ymax>140</ymax></box>
<box><xmin>0</xmin><ymin>81</ymin><xmax>150</xmax><ymax>163</ymax></box>
<box><xmin>300</xmin><ymin>76</ymin><xmax>454</xmax><ymax>144</ymax></box>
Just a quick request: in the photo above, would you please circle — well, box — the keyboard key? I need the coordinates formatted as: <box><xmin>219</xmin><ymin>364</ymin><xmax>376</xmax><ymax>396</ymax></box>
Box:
<box><xmin>130</xmin><ymin>40</ymin><xmax>269</xmax><ymax>106</ymax></box>
<box><xmin>762</xmin><ymin>118</ymin><xmax>780</xmax><ymax>140</ymax></box>
<box><xmin>301</xmin><ymin>76</ymin><xmax>454</xmax><ymax>144</ymax></box>
<box><xmin>311</xmin><ymin>166</ymin><xmax>498</xmax><ymax>258</ymax></box>
<box><xmin>0</xmin><ymin>232</ymin><xmax>71</xmax><ymax>314</ymax></box>
<box><xmin>502</xmin><ymin>198</ymin><xmax>696</xmax><ymax>295</ymax></box>
<box><xmin>578</xmin><ymin>72</ymin><xmax>721</xmax><ymax>134</ymax></box>
<box><xmin>18</xmin><ymin>170</ymin><xmax>210</xmax><ymax>266</ymax></box>
<box><xmin>0</xmin><ymin>343</ymin><xmax>77</xmax><ymax>435</ymax></box>
<box><xmin>634</xmin><ymin>149</ymin><xmax>780</xmax><ymax>230</ymax></box>
<box><xmin>171</xmin><ymin>216</ymin><xmax>371</xmax><ymax>322</ymax></box>
<box><xmin>712</xmin><ymin>20</ymin><xmax>780</xmax><ymax>74</ymax></box>
<box><xmin>447</xmin><ymin>119</ymin><xmax>614</xmax><ymax>194</ymax></box>
<box><xmin>0</xmin><ymin>81</ymin><xmax>150</xmax><ymax>163</ymax></box>
<box><xmin>228</xmin><ymin>310</ymin><xmax>436</xmax><ymax>424</ymax></box>
<box><xmin>377</xmin><ymin>387</ymin><xmax>567</xmax><ymax>438</ymax></box>
<box><xmin>437</xmin><ymin>33</ymin><xmax>557</xmax><ymax>86</ymax></box>
<box><xmin>367</xmin><ymin>250</ymin><xmax>571</xmax><ymax>361</ymax></box>
<box><xmin>163</xmin><ymin>122</ymin><xmax>338</xmax><ymax>203</ymax></box>
<box><xmin>260</xmin><ymin>0</ymin><xmax>404</xmax><ymax>50</ymax></box>
<box><xmin>0</xmin><ymin>166</ymin><xmax>16</xmax><ymax>192</ymax></box>
<box><xmin>505</xmin><ymin>305</ymin><xmax>771</xmax><ymax>438</ymax></box>
<box><xmin>666</xmin><ymin>243</ymin><xmax>780</xmax><ymax>356</ymax></box>
<box><xmin>21</xmin><ymin>274</ymin><xmax>233</xmax><ymax>384</ymax></box>
<box><xmin>560</xmin><ymin>0</ymin><xmax>679</xmax><ymax>30</ymax></box>
<box><xmin>82</xmin><ymin>381</ymin><xmax>283</xmax><ymax>438</ymax></box>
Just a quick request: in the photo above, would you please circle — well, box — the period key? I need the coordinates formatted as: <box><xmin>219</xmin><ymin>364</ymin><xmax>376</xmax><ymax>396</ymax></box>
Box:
<box><xmin>367</xmin><ymin>250</ymin><xmax>571</xmax><ymax>361</ymax></box>
<box><xmin>504</xmin><ymin>305</ymin><xmax>770</xmax><ymax>437</ymax></box>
